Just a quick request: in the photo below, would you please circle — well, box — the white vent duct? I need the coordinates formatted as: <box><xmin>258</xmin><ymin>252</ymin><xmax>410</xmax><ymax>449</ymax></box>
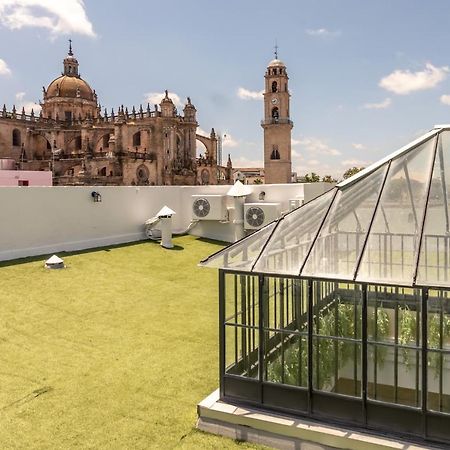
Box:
<box><xmin>227</xmin><ymin>180</ymin><xmax>252</xmax><ymax>241</ymax></box>
<box><xmin>156</xmin><ymin>206</ymin><xmax>176</xmax><ymax>249</ymax></box>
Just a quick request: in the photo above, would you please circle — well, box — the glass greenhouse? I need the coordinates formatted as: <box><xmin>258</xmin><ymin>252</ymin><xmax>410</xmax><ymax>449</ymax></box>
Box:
<box><xmin>201</xmin><ymin>126</ymin><xmax>450</xmax><ymax>445</ymax></box>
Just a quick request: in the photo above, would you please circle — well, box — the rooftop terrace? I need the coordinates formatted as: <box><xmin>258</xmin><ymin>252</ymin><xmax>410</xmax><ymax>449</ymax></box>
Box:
<box><xmin>0</xmin><ymin>236</ymin><xmax>262</xmax><ymax>449</ymax></box>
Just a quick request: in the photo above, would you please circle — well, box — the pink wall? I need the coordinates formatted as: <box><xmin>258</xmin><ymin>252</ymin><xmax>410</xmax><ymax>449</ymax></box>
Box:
<box><xmin>0</xmin><ymin>170</ymin><xmax>52</xmax><ymax>186</ymax></box>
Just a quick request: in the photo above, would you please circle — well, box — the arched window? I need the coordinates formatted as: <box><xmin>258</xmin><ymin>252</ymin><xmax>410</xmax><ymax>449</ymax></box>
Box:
<box><xmin>272</xmin><ymin>81</ymin><xmax>278</xmax><ymax>93</ymax></box>
<box><xmin>133</xmin><ymin>131</ymin><xmax>141</xmax><ymax>147</ymax></box>
<box><xmin>46</xmin><ymin>140</ymin><xmax>51</xmax><ymax>150</ymax></box>
<box><xmin>99</xmin><ymin>167</ymin><xmax>107</xmax><ymax>176</ymax></box>
<box><xmin>270</xmin><ymin>146</ymin><xmax>280</xmax><ymax>160</ymax></box>
<box><xmin>75</xmin><ymin>136</ymin><xmax>82</xmax><ymax>150</ymax></box>
<box><xmin>271</xmin><ymin>107</ymin><xmax>279</xmax><ymax>120</ymax></box>
<box><xmin>103</xmin><ymin>134</ymin><xmax>110</xmax><ymax>148</ymax></box>
<box><xmin>12</xmin><ymin>129</ymin><xmax>21</xmax><ymax>147</ymax></box>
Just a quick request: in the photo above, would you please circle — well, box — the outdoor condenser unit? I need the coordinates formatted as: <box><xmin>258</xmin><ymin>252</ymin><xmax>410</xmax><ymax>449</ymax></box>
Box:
<box><xmin>244</xmin><ymin>202</ymin><xmax>281</xmax><ymax>230</ymax></box>
<box><xmin>191</xmin><ymin>194</ymin><xmax>227</xmax><ymax>221</ymax></box>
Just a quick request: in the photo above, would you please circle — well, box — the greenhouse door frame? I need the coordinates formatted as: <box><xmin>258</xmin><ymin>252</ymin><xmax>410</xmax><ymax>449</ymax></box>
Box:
<box><xmin>218</xmin><ymin>269</ymin><xmax>450</xmax><ymax>446</ymax></box>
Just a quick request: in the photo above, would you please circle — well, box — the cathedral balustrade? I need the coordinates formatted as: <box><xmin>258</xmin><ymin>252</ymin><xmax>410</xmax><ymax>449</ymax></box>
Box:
<box><xmin>1</xmin><ymin>110</ymin><xmax>55</xmax><ymax>124</ymax></box>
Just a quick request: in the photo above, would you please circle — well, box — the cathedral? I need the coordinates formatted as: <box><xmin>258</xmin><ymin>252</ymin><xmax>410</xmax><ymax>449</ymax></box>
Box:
<box><xmin>0</xmin><ymin>43</ymin><xmax>232</xmax><ymax>186</ymax></box>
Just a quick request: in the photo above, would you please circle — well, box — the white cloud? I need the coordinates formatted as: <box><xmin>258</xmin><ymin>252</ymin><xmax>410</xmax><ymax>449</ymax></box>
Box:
<box><xmin>306</xmin><ymin>28</ymin><xmax>341</xmax><ymax>38</ymax></box>
<box><xmin>237</xmin><ymin>87</ymin><xmax>263</xmax><ymax>100</ymax></box>
<box><xmin>363</xmin><ymin>98</ymin><xmax>392</xmax><ymax>109</ymax></box>
<box><xmin>0</xmin><ymin>58</ymin><xmax>11</xmax><ymax>75</ymax></box>
<box><xmin>352</xmin><ymin>143</ymin><xmax>365</xmax><ymax>150</ymax></box>
<box><xmin>15</xmin><ymin>91</ymin><xmax>41</xmax><ymax>114</ymax></box>
<box><xmin>0</xmin><ymin>0</ymin><xmax>96</xmax><ymax>37</ymax></box>
<box><xmin>222</xmin><ymin>133</ymin><xmax>238</xmax><ymax>148</ymax></box>
<box><xmin>144</xmin><ymin>91</ymin><xmax>182</xmax><ymax>108</ymax></box>
<box><xmin>440</xmin><ymin>94</ymin><xmax>450</xmax><ymax>105</ymax></box>
<box><xmin>231</xmin><ymin>156</ymin><xmax>263</xmax><ymax>168</ymax></box>
<box><xmin>341</xmin><ymin>159</ymin><xmax>369</xmax><ymax>167</ymax></box>
<box><xmin>196</xmin><ymin>127</ymin><xmax>209</xmax><ymax>137</ymax></box>
<box><xmin>298</xmin><ymin>136</ymin><xmax>341</xmax><ymax>156</ymax></box>
<box><xmin>379</xmin><ymin>63</ymin><xmax>449</xmax><ymax>95</ymax></box>
<box><xmin>291</xmin><ymin>138</ymin><xmax>302</xmax><ymax>146</ymax></box>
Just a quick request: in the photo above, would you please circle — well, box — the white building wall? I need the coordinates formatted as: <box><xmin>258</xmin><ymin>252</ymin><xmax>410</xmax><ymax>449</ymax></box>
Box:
<box><xmin>0</xmin><ymin>182</ymin><xmax>333</xmax><ymax>261</ymax></box>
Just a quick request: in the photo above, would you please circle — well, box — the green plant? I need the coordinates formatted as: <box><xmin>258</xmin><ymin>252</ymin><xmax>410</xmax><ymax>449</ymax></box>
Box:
<box><xmin>399</xmin><ymin>307</ymin><xmax>418</xmax><ymax>370</ymax></box>
<box><xmin>267</xmin><ymin>338</ymin><xmax>308</xmax><ymax>386</ymax></box>
<box><xmin>428</xmin><ymin>313</ymin><xmax>450</xmax><ymax>378</ymax></box>
<box><xmin>368</xmin><ymin>306</ymin><xmax>390</xmax><ymax>368</ymax></box>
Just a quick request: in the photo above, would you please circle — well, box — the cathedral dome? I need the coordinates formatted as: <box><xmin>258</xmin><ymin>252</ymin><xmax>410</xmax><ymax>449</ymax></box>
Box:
<box><xmin>268</xmin><ymin>58</ymin><xmax>285</xmax><ymax>67</ymax></box>
<box><xmin>46</xmin><ymin>75</ymin><xmax>94</xmax><ymax>101</ymax></box>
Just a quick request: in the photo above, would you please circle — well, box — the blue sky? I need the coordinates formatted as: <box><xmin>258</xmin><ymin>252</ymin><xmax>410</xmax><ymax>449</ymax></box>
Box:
<box><xmin>1</xmin><ymin>0</ymin><xmax>450</xmax><ymax>177</ymax></box>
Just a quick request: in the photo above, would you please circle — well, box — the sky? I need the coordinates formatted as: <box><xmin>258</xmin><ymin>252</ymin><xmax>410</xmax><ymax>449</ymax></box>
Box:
<box><xmin>1</xmin><ymin>0</ymin><xmax>450</xmax><ymax>178</ymax></box>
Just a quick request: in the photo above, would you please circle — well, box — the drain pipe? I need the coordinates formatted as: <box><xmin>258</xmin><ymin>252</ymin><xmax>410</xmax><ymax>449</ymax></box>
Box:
<box><xmin>173</xmin><ymin>220</ymin><xmax>199</xmax><ymax>236</ymax></box>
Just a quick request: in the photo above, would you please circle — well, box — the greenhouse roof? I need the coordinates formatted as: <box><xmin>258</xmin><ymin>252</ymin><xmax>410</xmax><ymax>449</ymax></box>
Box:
<box><xmin>201</xmin><ymin>126</ymin><xmax>450</xmax><ymax>288</ymax></box>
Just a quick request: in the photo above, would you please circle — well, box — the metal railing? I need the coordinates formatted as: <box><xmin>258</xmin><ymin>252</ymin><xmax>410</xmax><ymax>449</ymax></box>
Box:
<box><xmin>260</xmin><ymin>118</ymin><xmax>293</xmax><ymax>126</ymax></box>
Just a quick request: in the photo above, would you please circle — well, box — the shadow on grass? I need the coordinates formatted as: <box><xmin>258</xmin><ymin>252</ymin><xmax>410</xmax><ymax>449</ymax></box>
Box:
<box><xmin>0</xmin><ymin>239</ymin><xmax>160</xmax><ymax>268</ymax></box>
<box><xmin>0</xmin><ymin>235</ymin><xmax>226</xmax><ymax>268</ymax></box>
<box><xmin>194</xmin><ymin>236</ymin><xmax>229</xmax><ymax>246</ymax></box>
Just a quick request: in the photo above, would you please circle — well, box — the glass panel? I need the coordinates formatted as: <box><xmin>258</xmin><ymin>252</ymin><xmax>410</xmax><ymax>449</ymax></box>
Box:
<box><xmin>254</xmin><ymin>189</ymin><xmax>336</xmax><ymax>275</ymax></box>
<box><xmin>417</xmin><ymin>131</ymin><xmax>450</xmax><ymax>286</ymax></box>
<box><xmin>303</xmin><ymin>164</ymin><xmax>388</xmax><ymax>279</ymax></box>
<box><xmin>264</xmin><ymin>277</ymin><xmax>308</xmax><ymax>332</ymax></box>
<box><xmin>428</xmin><ymin>351</ymin><xmax>450</xmax><ymax>413</ymax></box>
<box><xmin>225</xmin><ymin>324</ymin><xmax>259</xmax><ymax>378</ymax></box>
<box><xmin>428</xmin><ymin>289</ymin><xmax>450</xmax><ymax>351</ymax></box>
<box><xmin>367</xmin><ymin>285</ymin><xmax>422</xmax><ymax>407</ymax></box>
<box><xmin>200</xmin><ymin>221</ymin><xmax>276</xmax><ymax>271</ymax></box>
<box><xmin>313</xmin><ymin>281</ymin><xmax>362</xmax><ymax>339</ymax></box>
<box><xmin>312</xmin><ymin>337</ymin><xmax>361</xmax><ymax>396</ymax></box>
<box><xmin>265</xmin><ymin>333</ymin><xmax>308</xmax><ymax>387</ymax></box>
<box><xmin>368</xmin><ymin>344</ymin><xmax>421</xmax><ymax>407</ymax></box>
<box><xmin>225</xmin><ymin>274</ymin><xmax>259</xmax><ymax>326</ymax></box>
<box><xmin>311</xmin><ymin>281</ymin><xmax>362</xmax><ymax>396</ymax></box>
<box><xmin>357</xmin><ymin>137</ymin><xmax>437</xmax><ymax>284</ymax></box>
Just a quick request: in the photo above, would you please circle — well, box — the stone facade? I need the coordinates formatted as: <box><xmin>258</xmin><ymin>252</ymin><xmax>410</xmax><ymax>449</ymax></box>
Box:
<box><xmin>0</xmin><ymin>45</ymin><xmax>232</xmax><ymax>186</ymax></box>
<box><xmin>261</xmin><ymin>58</ymin><xmax>293</xmax><ymax>184</ymax></box>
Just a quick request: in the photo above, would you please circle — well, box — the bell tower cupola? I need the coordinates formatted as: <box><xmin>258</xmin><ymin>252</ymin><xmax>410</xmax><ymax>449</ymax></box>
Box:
<box><xmin>63</xmin><ymin>39</ymin><xmax>79</xmax><ymax>77</ymax></box>
<box><xmin>261</xmin><ymin>46</ymin><xmax>293</xmax><ymax>184</ymax></box>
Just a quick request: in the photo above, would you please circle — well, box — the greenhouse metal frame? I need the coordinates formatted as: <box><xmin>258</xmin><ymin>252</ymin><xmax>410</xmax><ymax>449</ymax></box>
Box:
<box><xmin>201</xmin><ymin>126</ymin><xmax>450</xmax><ymax>445</ymax></box>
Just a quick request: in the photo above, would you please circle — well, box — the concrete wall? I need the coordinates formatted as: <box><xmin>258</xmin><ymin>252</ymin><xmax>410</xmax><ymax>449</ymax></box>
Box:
<box><xmin>0</xmin><ymin>182</ymin><xmax>333</xmax><ymax>261</ymax></box>
<box><xmin>0</xmin><ymin>170</ymin><xmax>52</xmax><ymax>186</ymax></box>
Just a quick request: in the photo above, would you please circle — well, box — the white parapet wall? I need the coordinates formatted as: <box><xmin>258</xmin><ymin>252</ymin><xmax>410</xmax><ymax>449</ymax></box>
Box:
<box><xmin>0</xmin><ymin>182</ymin><xmax>333</xmax><ymax>262</ymax></box>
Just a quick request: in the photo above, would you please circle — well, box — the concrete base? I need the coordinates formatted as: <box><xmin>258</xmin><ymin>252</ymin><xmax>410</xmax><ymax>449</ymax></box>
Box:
<box><xmin>197</xmin><ymin>390</ymin><xmax>435</xmax><ymax>450</ymax></box>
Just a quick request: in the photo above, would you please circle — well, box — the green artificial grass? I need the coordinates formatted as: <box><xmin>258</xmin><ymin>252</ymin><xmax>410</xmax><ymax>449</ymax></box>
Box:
<box><xmin>0</xmin><ymin>236</ymin><xmax>265</xmax><ymax>449</ymax></box>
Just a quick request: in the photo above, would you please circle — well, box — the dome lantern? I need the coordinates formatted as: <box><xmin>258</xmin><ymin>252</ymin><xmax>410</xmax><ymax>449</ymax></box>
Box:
<box><xmin>63</xmin><ymin>39</ymin><xmax>79</xmax><ymax>77</ymax></box>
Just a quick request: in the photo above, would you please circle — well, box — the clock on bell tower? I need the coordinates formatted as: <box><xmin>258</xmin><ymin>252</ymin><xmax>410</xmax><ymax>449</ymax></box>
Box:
<box><xmin>261</xmin><ymin>50</ymin><xmax>293</xmax><ymax>184</ymax></box>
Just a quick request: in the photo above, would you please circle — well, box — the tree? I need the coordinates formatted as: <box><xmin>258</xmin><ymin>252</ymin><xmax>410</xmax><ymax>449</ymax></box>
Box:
<box><xmin>300</xmin><ymin>172</ymin><xmax>320</xmax><ymax>183</ymax></box>
<box><xmin>343</xmin><ymin>166</ymin><xmax>365</xmax><ymax>180</ymax></box>
<box><xmin>322</xmin><ymin>175</ymin><xmax>337</xmax><ymax>183</ymax></box>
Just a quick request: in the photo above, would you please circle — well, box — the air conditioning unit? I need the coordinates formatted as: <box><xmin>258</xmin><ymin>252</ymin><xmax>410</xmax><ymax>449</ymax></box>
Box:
<box><xmin>192</xmin><ymin>195</ymin><xmax>227</xmax><ymax>221</ymax></box>
<box><xmin>244</xmin><ymin>202</ymin><xmax>281</xmax><ymax>230</ymax></box>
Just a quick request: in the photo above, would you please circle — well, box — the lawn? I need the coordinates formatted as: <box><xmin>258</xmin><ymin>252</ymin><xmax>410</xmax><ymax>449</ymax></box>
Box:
<box><xmin>0</xmin><ymin>236</ymin><xmax>263</xmax><ymax>449</ymax></box>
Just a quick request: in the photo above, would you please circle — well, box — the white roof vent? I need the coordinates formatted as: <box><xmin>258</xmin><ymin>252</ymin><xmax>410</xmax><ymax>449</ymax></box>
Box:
<box><xmin>227</xmin><ymin>180</ymin><xmax>252</xmax><ymax>197</ymax></box>
<box><xmin>157</xmin><ymin>205</ymin><xmax>176</xmax><ymax>217</ymax></box>
<box><xmin>45</xmin><ymin>255</ymin><xmax>65</xmax><ymax>269</ymax></box>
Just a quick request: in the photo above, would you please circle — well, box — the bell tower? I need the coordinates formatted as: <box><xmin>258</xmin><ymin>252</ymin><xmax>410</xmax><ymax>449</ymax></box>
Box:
<box><xmin>262</xmin><ymin>49</ymin><xmax>293</xmax><ymax>184</ymax></box>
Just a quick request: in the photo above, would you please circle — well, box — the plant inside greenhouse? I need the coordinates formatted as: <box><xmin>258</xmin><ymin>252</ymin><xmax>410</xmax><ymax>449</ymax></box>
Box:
<box><xmin>201</xmin><ymin>126</ymin><xmax>450</xmax><ymax>446</ymax></box>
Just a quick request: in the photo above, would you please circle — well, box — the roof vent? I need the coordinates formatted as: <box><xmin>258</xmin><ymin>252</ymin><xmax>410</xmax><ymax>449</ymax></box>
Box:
<box><xmin>45</xmin><ymin>255</ymin><xmax>65</xmax><ymax>269</ymax></box>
